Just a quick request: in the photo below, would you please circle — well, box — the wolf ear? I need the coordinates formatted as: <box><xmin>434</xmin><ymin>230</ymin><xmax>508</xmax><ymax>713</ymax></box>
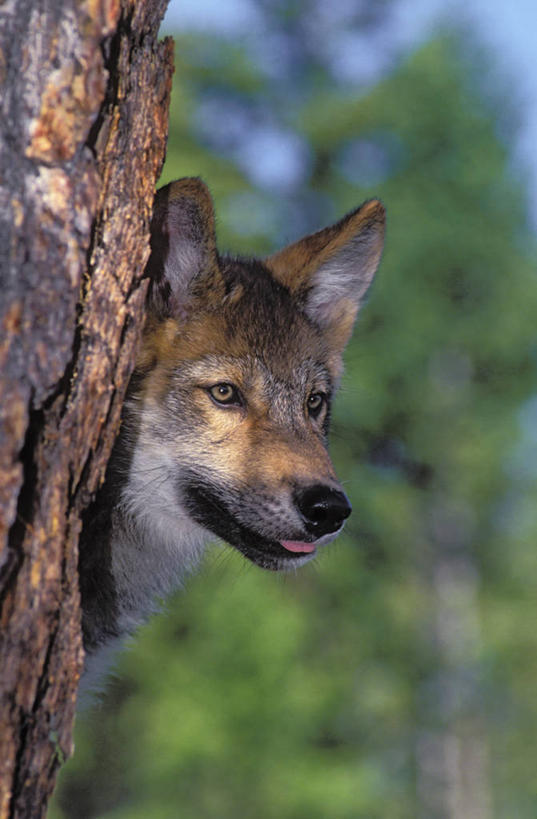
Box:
<box><xmin>146</xmin><ymin>178</ymin><xmax>220</xmax><ymax>317</ymax></box>
<box><xmin>266</xmin><ymin>199</ymin><xmax>385</xmax><ymax>354</ymax></box>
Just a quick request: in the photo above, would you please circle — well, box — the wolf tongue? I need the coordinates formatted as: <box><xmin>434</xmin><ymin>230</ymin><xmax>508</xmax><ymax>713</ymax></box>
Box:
<box><xmin>280</xmin><ymin>540</ymin><xmax>316</xmax><ymax>553</ymax></box>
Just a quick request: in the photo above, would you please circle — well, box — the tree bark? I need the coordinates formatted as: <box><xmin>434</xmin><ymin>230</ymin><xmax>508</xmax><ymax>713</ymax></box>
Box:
<box><xmin>0</xmin><ymin>1</ymin><xmax>173</xmax><ymax>815</ymax></box>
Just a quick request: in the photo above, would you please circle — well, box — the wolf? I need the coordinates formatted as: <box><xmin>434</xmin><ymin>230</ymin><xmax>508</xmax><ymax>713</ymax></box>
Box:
<box><xmin>78</xmin><ymin>178</ymin><xmax>385</xmax><ymax>691</ymax></box>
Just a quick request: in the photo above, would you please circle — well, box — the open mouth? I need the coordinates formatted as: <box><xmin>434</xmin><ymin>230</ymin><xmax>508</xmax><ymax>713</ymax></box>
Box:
<box><xmin>280</xmin><ymin>540</ymin><xmax>317</xmax><ymax>554</ymax></box>
<box><xmin>182</xmin><ymin>482</ymin><xmax>318</xmax><ymax>570</ymax></box>
<box><xmin>235</xmin><ymin>537</ymin><xmax>318</xmax><ymax>571</ymax></box>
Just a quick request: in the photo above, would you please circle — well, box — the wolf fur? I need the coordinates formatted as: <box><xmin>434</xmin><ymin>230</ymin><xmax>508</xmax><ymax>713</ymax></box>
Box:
<box><xmin>78</xmin><ymin>178</ymin><xmax>385</xmax><ymax>691</ymax></box>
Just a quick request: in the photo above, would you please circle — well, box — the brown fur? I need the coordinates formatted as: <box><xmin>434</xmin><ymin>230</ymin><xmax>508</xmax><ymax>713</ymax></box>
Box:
<box><xmin>135</xmin><ymin>177</ymin><xmax>385</xmax><ymax>541</ymax></box>
<box><xmin>78</xmin><ymin>177</ymin><xmax>385</xmax><ymax>691</ymax></box>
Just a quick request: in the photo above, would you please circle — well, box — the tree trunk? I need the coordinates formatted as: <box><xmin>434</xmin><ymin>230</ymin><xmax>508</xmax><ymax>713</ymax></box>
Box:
<box><xmin>0</xmin><ymin>1</ymin><xmax>173</xmax><ymax>815</ymax></box>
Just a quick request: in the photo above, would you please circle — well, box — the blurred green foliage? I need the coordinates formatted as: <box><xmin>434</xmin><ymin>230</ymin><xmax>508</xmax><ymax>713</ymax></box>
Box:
<box><xmin>52</xmin><ymin>12</ymin><xmax>537</xmax><ymax>819</ymax></box>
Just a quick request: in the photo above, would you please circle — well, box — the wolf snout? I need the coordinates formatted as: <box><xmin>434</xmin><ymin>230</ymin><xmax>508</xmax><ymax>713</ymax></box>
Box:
<box><xmin>295</xmin><ymin>485</ymin><xmax>351</xmax><ymax>538</ymax></box>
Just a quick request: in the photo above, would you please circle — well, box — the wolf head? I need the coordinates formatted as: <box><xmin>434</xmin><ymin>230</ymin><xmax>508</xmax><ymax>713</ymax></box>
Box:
<box><xmin>128</xmin><ymin>178</ymin><xmax>385</xmax><ymax>572</ymax></box>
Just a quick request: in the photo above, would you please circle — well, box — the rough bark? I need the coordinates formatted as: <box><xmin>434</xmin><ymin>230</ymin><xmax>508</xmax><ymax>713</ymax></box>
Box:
<box><xmin>0</xmin><ymin>0</ymin><xmax>173</xmax><ymax>815</ymax></box>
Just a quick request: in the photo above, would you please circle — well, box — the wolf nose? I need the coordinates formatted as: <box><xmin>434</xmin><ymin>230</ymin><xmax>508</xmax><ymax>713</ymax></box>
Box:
<box><xmin>295</xmin><ymin>485</ymin><xmax>351</xmax><ymax>537</ymax></box>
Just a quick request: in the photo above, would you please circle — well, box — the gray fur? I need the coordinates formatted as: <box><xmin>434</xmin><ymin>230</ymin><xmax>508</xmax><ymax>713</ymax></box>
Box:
<box><xmin>306</xmin><ymin>235</ymin><xmax>379</xmax><ymax>326</ymax></box>
<box><xmin>78</xmin><ymin>178</ymin><xmax>385</xmax><ymax>699</ymax></box>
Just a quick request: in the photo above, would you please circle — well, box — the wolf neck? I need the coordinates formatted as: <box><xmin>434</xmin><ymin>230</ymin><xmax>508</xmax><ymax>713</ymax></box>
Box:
<box><xmin>79</xmin><ymin>468</ymin><xmax>210</xmax><ymax>700</ymax></box>
<box><xmin>79</xmin><ymin>435</ymin><xmax>210</xmax><ymax>661</ymax></box>
<box><xmin>110</xmin><ymin>499</ymin><xmax>208</xmax><ymax>636</ymax></box>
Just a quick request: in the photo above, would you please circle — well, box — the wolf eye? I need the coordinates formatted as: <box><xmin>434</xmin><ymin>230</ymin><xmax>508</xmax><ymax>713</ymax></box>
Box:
<box><xmin>208</xmin><ymin>383</ymin><xmax>242</xmax><ymax>406</ymax></box>
<box><xmin>307</xmin><ymin>392</ymin><xmax>325</xmax><ymax>418</ymax></box>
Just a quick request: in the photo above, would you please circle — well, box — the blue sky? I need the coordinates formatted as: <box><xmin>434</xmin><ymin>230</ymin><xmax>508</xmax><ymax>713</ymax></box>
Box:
<box><xmin>162</xmin><ymin>0</ymin><xmax>537</xmax><ymax>230</ymax></box>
